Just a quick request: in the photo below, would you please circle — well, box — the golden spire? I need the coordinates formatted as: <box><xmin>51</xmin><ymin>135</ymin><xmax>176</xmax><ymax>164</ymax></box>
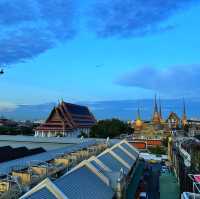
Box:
<box><xmin>159</xmin><ymin>97</ymin><xmax>162</xmax><ymax>120</ymax></box>
<box><xmin>137</xmin><ymin>106</ymin><xmax>141</xmax><ymax>120</ymax></box>
<box><xmin>182</xmin><ymin>98</ymin><xmax>187</xmax><ymax>127</ymax></box>
<box><xmin>152</xmin><ymin>94</ymin><xmax>161</xmax><ymax>125</ymax></box>
<box><xmin>154</xmin><ymin>94</ymin><xmax>158</xmax><ymax>114</ymax></box>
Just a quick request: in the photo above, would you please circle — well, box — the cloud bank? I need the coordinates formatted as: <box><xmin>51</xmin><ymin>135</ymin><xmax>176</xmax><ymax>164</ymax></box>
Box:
<box><xmin>116</xmin><ymin>65</ymin><xmax>200</xmax><ymax>97</ymax></box>
<box><xmin>0</xmin><ymin>101</ymin><xmax>18</xmax><ymax>111</ymax></box>
<box><xmin>89</xmin><ymin>0</ymin><xmax>198</xmax><ymax>37</ymax></box>
<box><xmin>0</xmin><ymin>0</ymin><xmax>76</xmax><ymax>64</ymax></box>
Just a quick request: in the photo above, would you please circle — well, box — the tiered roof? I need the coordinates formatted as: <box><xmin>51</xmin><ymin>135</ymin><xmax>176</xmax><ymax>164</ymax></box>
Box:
<box><xmin>36</xmin><ymin>101</ymin><xmax>96</xmax><ymax>132</ymax></box>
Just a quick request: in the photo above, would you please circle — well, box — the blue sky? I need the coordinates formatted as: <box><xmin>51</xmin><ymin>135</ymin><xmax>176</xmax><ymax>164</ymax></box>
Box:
<box><xmin>0</xmin><ymin>0</ymin><xmax>200</xmax><ymax>108</ymax></box>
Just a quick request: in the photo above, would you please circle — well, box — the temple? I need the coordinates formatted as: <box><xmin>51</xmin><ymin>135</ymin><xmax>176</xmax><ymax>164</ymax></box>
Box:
<box><xmin>35</xmin><ymin>101</ymin><xmax>96</xmax><ymax>137</ymax></box>
<box><xmin>130</xmin><ymin>96</ymin><xmax>189</xmax><ymax>140</ymax></box>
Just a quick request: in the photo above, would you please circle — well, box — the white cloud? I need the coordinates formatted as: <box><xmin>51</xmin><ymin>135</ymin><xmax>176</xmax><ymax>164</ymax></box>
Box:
<box><xmin>116</xmin><ymin>65</ymin><xmax>200</xmax><ymax>97</ymax></box>
<box><xmin>0</xmin><ymin>101</ymin><xmax>18</xmax><ymax>111</ymax></box>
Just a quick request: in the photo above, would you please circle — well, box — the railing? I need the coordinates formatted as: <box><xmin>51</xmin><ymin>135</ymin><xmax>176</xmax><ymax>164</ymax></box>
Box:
<box><xmin>179</xmin><ymin>144</ymin><xmax>191</xmax><ymax>167</ymax></box>
<box><xmin>177</xmin><ymin>138</ymin><xmax>192</xmax><ymax>167</ymax></box>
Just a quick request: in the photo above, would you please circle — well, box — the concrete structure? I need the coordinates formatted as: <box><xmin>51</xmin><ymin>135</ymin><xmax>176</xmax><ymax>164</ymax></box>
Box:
<box><xmin>129</xmin><ymin>138</ymin><xmax>162</xmax><ymax>150</ymax></box>
<box><xmin>187</xmin><ymin>119</ymin><xmax>200</xmax><ymax>137</ymax></box>
<box><xmin>170</xmin><ymin>136</ymin><xmax>200</xmax><ymax>194</ymax></box>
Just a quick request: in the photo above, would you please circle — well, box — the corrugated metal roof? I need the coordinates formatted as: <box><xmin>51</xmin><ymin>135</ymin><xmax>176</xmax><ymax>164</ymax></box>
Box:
<box><xmin>0</xmin><ymin>135</ymin><xmax>99</xmax><ymax>144</ymax></box>
<box><xmin>20</xmin><ymin>140</ymin><xmax>139</xmax><ymax>199</ymax></box>
<box><xmin>90</xmin><ymin>160</ymin><xmax>121</xmax><ymax>190</ymax></box>
<box><xmin>0</xmin><ymin>140</ymin><xmax>97</xmax><ymax>176</ymax></box>
<box><xmin>25</xmin><ymin>187</ymin><xmax>57</xmax><ymax>199</ymax></box>
<box><xmin>98</xmin><ymin>153</ymin><xmax>129</xmax><ymax>174</ymax></box>
<box><xmin>90</xmin><ymin>160</ymin><xmax>105</xmax><ymax>172</ymax></box>
<box><xmin>112</xmin><ymin>147</ymin><xmax>134</xmax><ymax>166</ymax></box>
<box><xmin>121</xmin><ymin>143</ymin><xmax>139</xmax><ymax>157</ymax></box>
<box><xmin>55</xmin><ymin>166</ymin><xmax>114</xmax><ymax>199</ymax></box>
<box><xmin>0</xmin><ymin>135</ymin><xmax>120</xmax><ymax>145</ymax></box>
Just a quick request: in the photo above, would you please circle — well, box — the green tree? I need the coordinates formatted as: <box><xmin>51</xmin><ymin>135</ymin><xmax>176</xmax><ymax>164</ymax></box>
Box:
<box><xmin>90</xmin><ymin>118</ymin><xmax>132</xmax><ymax>138</ymax></box>
<box><xmin>148</xmin><ymin>145</ymin><xmax>166</xmax><ymax>155</ymax></box>
<box><xmin>0</xmin><ymin>126</ymin><xmax>34</xmax><ymax>136</ymax></box>
<box><xmin>162</xmin><ymin>136</ymin><xmax>170</xmax><ymax>147</ymax></box>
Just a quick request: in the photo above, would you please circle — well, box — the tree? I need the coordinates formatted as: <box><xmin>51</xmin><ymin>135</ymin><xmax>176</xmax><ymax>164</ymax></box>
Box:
<box><xmin>162</xmin><ymin>136</ymin><xmax>170</xmax><ymax>147</ymax></box>
<box><xmin>0</xmin><ymin>125</ymin><xmax>34</xmax><ymax>136</ymax></box>
<box><xmin>148</xmin><ymin>145</ymin><xmax>166</xmax><ymax>155</ymax></box>
<box><xmin>90</xmin><ymin>118</ymin><xmax>132</xmax><ymax>138</ymax></box>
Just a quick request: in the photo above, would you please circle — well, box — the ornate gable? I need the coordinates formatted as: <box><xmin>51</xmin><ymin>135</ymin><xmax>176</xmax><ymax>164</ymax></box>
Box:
<box><xmin>167</xmin><ymin>112</ymin><xmax>180</xmax><ymax>121</ymax></box>
<box><xmin>46</xmin><ymin>107</ymin><xmax>64</xmax><ymax>123</ymax></box>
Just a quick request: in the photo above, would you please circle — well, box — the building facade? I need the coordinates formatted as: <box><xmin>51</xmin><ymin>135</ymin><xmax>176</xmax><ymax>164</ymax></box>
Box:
<box><xmin>187</xmin><ymin>119</ymin><xmax>200</xmax><ymax>137</ymax></box>
<box><xmin>35</xmin><ymin>101</ymin><xmax>96</xmax><ymax>137</ymax></box>
<box><xmin>170</xmin><ymin>137</ymin><xmax>200</xmax><ymax>194</ymax></box>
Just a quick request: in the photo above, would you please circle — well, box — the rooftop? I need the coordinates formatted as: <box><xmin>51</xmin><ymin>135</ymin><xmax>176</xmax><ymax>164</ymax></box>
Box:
<box><xmin>20</xmin><ymin>140</ymin><xmax>140</xmax><ymax>199</ymax></box>
<box><xmin>160</xmin><ymin>172</ymin><xmax>180</xmax><ymax>199</ymax></box>
<box><xmin>0</xmin><ymin>139</ymin><xmax>97</xmax><ymax>176</ymax></box>
<box><xmin>36</xmin><ymin>101</ymin><xmax>96</xmax><ymax>132</ymax></box>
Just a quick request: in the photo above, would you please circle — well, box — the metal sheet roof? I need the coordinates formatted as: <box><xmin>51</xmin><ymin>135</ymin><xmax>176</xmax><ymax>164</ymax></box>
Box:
<box><xmin>20</xmin><ymin>140</ymin><xmax>139</xmax><ymax>199</ymax></box>
<box><xmin>112</xmin><ymin>147</ymin><xmax>134</xmax><ymax>166</ymax></box>
<box><xmin>0</xmin><ymin>140</ymin><xmax>96</xmax><ymax>176</ymax></box>
<box><xmin>90</xmin><ymin>160</ymin><xmax>105</xmax><ymax>172</ymax></box>
<box><xmin>98</xmin><ymin>153</ymin><xmax>129</xmax><ymax>174</ymax></box>
<box><xmin>90</xmin><ymin>160</ymin><xmax>121</xmax><ymax>190</ymax></box>
<box><xmin>55</xmin><ymin>166</ymin><xmax>114</xmax><ymax>199</ymax></box>
<box><xmin>0</xmin><ymin>135</ymin><xmax>100</xmax><ymax>144</ymax></box>
<box><xmin>25</xmin><ymin>187</ymin><xmax>57</xmax><ymax>199</ymax></box>
<box><xmin>0</xmin><ymin>135</ymin><xmax>120</xmax><ymax>146</ymax></box>
<box><xmin>120</xmin><ymin>143</ymin><xmax>139</xmax><ymax>157</ymax></box>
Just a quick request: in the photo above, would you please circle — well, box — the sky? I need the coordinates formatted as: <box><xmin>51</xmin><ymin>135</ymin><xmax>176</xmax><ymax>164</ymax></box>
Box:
<box><xmin>0</xmin><ymin>0</ymin><xmax>200</xmax><ymax>109</ymax></box>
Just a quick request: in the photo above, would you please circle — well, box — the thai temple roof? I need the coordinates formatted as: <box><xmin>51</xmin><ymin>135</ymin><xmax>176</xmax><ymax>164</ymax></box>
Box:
<box><xmin>36</xmin><ymin>101</ymin><xmax>96</xmax><ymax>132</ymax></box>
<box><xmin>167</xmin><ymin>112</ymin><xmax>180</xmax><ymax>120</ymax></box>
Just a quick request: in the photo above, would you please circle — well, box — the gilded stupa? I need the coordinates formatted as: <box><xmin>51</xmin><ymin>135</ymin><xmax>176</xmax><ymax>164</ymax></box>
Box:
<box><xmin>134</xmin><ymin>107</ymin><xmax>143</xmax><ymax>131</ymax></box>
